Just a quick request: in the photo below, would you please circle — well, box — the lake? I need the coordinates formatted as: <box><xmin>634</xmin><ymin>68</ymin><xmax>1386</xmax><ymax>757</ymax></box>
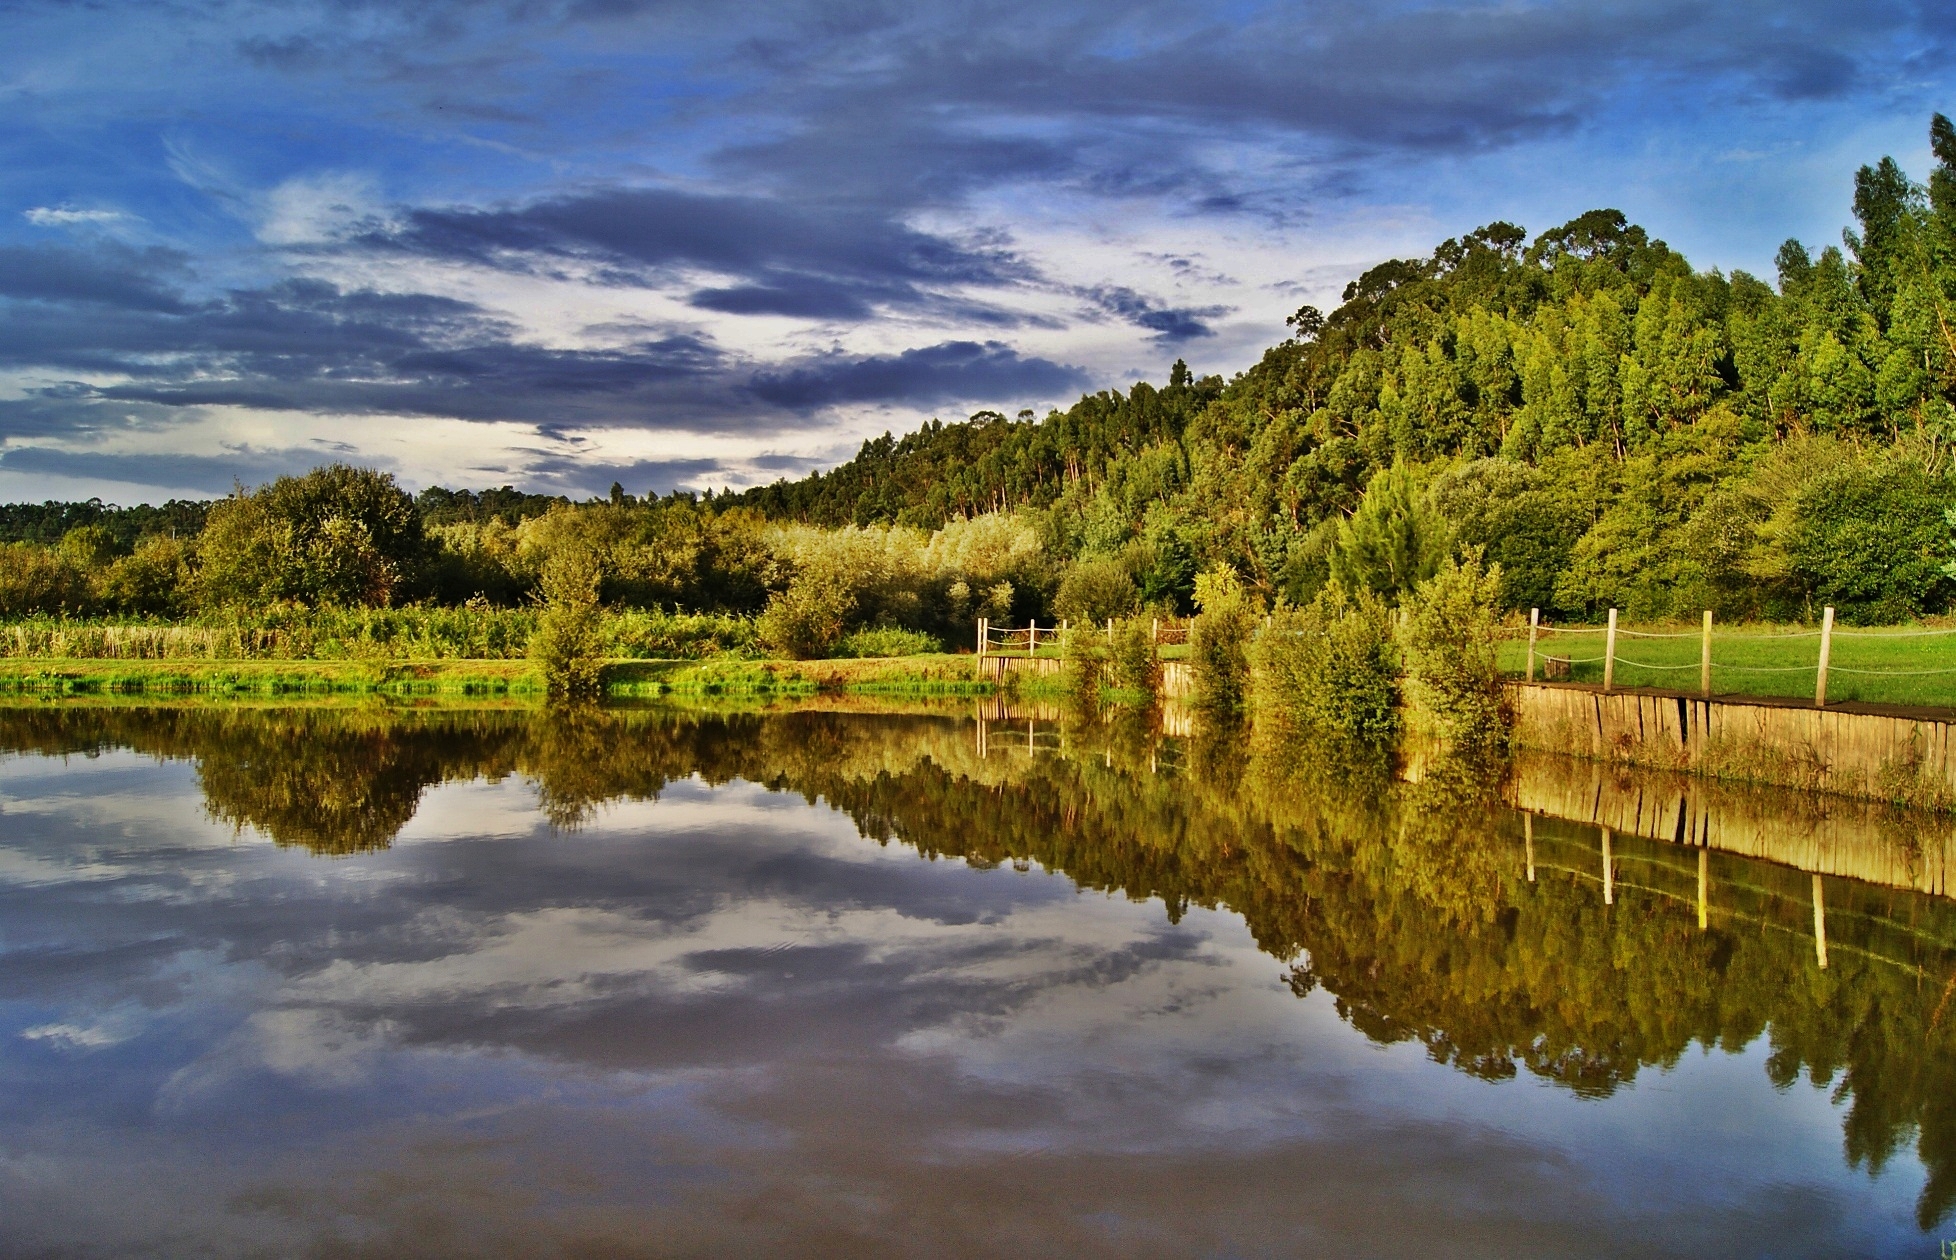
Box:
<box><xmin>0</xmin><ymin>702</ymin><xmax>1947</xmax><ymax>1257</ymax></box>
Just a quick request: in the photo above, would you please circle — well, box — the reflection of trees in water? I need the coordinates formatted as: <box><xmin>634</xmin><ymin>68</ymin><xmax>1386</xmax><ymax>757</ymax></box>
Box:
<box><xmin>4</xmin><ymin>704</ymin><xmax>1956</xmax><ymax>1223</ymax></box>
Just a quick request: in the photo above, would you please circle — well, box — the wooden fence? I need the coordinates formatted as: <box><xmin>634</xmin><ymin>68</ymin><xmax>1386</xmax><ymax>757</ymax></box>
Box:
<box><xmin>1510</xmin><ymin>680</ymin><xmax>1956</xmax><ymax>810</ymax></box>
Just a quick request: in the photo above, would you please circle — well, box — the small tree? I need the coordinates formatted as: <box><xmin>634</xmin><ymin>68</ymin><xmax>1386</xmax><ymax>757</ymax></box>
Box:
<box><xmin>756</xmin><ymin>555</ymin><xmax>856</xmax><ymax>658</ymax></box>
<box><xmin>1400</xmin><ymin>551</ymin><xmax>1508</xmax><ymax>747</ymax></box>
<box><xmin>530</xmin><ymin>546</ymin><xmax>605</xmax><ymax>698</ymax></box>
<box><xmin>1108</xmin><ymin>615</ymin><xmax>1161</xmax><ymax>701</ymax></box>
<box><xmin>1190</xmin><ymin>564</ymin><xmax>1259</xmax><ymax>714</ymax></box>
<box><xmin>1252</xmin><ymin>585</ymin><xmax>1400</xmax><ymax>744</ymax></box>
<box><xmin>1053</xmin><ymin>555</ymin><xmax>1140</xmax><ymax>625</ymax></box>
<box><xmin>1330</xmin><ymin>461</ymin><xmax>1449</xmax><ymax>603</ymax></box>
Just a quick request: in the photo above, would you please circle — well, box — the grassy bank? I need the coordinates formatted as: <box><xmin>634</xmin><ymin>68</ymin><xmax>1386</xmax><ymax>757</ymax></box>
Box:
<box><xmin>1498</xmin><ymin>623</ymin><xmax>1956</xmax><ymax>710</ymax></box>
<box><xmin>0</xmin><ymin>652</ymin><xmax>995</xmax><ymax>700</ymax></box>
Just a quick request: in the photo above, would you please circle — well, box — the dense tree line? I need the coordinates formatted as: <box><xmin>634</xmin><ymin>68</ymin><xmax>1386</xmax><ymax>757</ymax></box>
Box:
<box><xmin>7</xmin><ymin>116</ymin><xmax>1956</xmax><ymax>635</ymax></box>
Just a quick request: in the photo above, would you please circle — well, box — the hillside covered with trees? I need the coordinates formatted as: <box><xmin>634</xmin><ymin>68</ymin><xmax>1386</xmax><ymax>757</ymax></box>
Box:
<box><xmin>5</xmin><ymin>114</ymin><xmax>1956</xmax><ymax>642</ymax></box>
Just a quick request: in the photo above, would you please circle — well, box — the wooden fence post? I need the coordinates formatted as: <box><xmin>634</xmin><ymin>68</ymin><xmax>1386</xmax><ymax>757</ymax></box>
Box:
<box><xmin>1603</xmin><ymin>609</ymin><xmax>1618</xmax><ymax>693</ymax></box>
<box><xmin>1029</xmin><ymin>618</ymin><xmax>1038</xmax><ymax>656</ymax></box>
<box><xmin>1700</xmin><ymin>610</ymin><xmax>1713</xmax><ymax>698</ymax></box>
<box><xmin>1527</xmin><ymin>608</ymin><xmax>1539</xmax><ymax>681</ymax></box>
<box><xmin>1151</xmin><ymin>618</ymin><xmax>1159</xmax><ymax>644</ymax></box>
<box><xmin>1815</xmin><ymin>606</ymin><xmax>1835</xmax><ymax>708</ymax></box>
<box><xmin>1106</xmin><ymin>617</ymin><xmax>1113</xmax><ymax>644</ymax></box>
<box><xmin>977</xmin><ymin>617</ymin><xmax>987</xmax><ymax>659</ymax></box>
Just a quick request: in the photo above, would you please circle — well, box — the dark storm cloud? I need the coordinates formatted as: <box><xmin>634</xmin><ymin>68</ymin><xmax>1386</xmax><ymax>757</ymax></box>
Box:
<box><xmin>375</xmin><ymin>187</ymin><xmax>1032</xmax><ymax>306</ymax></box>
<box><xmin>0</xmin><ymin>243</ymin><xmax>1084</xmax><ymax>435</ymax></box>
<box><xmin>1083</xmin><ymin>286</ymin><xmax>1229</xmax><ymax>342</ymax></box>
<box><xmin>0</xmin><ymin>448</ymin><xmax>318</xmax><ymax>495</ymax></box>
<box><xmin>749</xmin><ymin>341</ymin><xmax>1087</xmax><ymax>409</ymax></box>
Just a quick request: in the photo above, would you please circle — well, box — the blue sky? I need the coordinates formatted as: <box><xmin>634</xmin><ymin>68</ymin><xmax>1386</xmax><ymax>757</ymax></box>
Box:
<box><xmin>1</xmin><ymin>0</ymin><xmax>1952</xmax><ymax>503</ymax></box>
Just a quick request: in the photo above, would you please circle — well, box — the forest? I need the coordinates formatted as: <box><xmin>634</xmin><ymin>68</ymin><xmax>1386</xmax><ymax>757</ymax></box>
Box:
<box><xmin>6</xmin><ymin>114</ymin><xmax>1956</xmax><ymax>649</ymax></box>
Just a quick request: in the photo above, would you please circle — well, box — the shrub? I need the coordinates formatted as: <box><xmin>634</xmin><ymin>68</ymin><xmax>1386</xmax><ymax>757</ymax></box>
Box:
<box><xmin>1189</xmin><ymin>565</ymin><xmax>1259</xmax><ymax>714</ymax></box>
<box><xmin>199</xmin><ymin>465</ymin><xmax>427</xmax><ymax>609</ymax></box>
<box><xmin>0</xmin><ymin>543</ymin><xmax>89</xmax><ymax>616</ymax></box>
<box><xmin>1400</xmin><ymin>551</ymin><xmax>1508</xmax><ymax>747</ymax></box>
<box><xmin>756</xmin><ymin>557</ymin><xmax>855</xmax><ymax>658</ymax></box>
<box><xmin>1108</xmin><ymin>615</ymin><xmax>1161</xmax><ymax>700</ymax></box>
<box><xmin>834</xmin><ymin>625</ymin><xmax>943</xmax><ymax>657</ymax></box>
<box><xmin>1252</xmin><ymin>586</ymin><xmax>1400</xmax><ymax>744</ymax></box>
<box><xmin>1052</xmin><ymin>555</ymin><xmax>1140</xmax><ymax>626</ymax></box>
<box><xmin>1059</xmin><ymin>621</ymin><xmax>1107</xmax><ymax>699</ymax></box>
<box><xmin>530</xmin><ymin>548</ymin><xmax>605</xmax><ymax>697</ymax></box>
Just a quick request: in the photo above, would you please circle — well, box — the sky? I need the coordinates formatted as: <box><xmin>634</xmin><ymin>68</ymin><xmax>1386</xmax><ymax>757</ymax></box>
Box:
<box><xmin>1</xmin><ymin>0</ymin><xmax>1953</xmax><ymax>504</ymax></box>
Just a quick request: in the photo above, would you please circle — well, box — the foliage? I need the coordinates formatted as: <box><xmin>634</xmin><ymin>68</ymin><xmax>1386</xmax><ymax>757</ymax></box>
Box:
<box><xmin>1329</xmin><ymin>462</ymin><xmax>1450</xmax><ymax>602</ymax></box>
<box><xmin>1252</xmin><ymin>585</ymin><xmax>1401</xmax><ymax>744</ymax></box>
<box><xmin>1052</xmin><ymin>553</ymin><xmax>1140</xmax><ymax>625</ymax></box>
<box><xmin>1108</xmin><ymin>614</ymin><xmax>1162</xmax><ymax>699</ymax></box>
<box><xmin>1189</xmin><ymin>564</ymin><xmax>1259</xmax><ymax>713</ymax></box>
<box><xmin>530</xmin><ymin>547</ymin><xmax>605</xmax><ymax>697</ymax></box>
<box><xmin>199</xmin><ymin>465</ymin><xmax>427</xmax><ymax>609</ymax></box>
<box><xmin>833</xmin><ymin>625</ymin><xmax>943</xmax><ymax>657</ymax></box>
<box><xmin>1400</xmin><ymin>552</ymin><xmax>1508</xmax><ymax>747</ymax></box>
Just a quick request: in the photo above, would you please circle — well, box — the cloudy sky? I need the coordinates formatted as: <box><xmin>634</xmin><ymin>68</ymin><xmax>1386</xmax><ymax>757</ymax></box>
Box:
<box><xmin>2</xmin><ymin>0</ymin><xmax>1952</xmax><ymax>503</ymax></box>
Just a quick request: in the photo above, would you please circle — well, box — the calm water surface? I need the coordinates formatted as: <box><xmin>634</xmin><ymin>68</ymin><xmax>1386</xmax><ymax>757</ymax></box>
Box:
<box><xmin>0</xmin><ymin>704</ymin><xmax>1949</xmax><ymax>1257</ymax></box>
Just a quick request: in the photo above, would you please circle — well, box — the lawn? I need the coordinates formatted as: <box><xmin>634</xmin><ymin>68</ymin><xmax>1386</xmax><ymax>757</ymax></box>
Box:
<box><xmin>1499</xmin><ymin>622</ymin><xmax>1956</xmax><ymax>710</ymax></box>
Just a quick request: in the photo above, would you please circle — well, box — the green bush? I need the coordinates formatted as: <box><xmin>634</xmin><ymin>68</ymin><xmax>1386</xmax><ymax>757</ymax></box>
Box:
<box><xmin>199</xmin><ymin>465</ymin><xmax>428</xmax><ymax>609</ymax></box>
<box><xmin>0</xmin><ymin>543</ymin><xmax>89</xmax><ymax>616</ymax></box>
<box><xmin>1052</xmin><ymin>555</ymin><xmax>1140</xmax><ymax>626</ymax></box>
<box><xmin>1189</xmin><ymin>565</ymin><xmax>1259</xmax><ymax>713</ymax></box>
<box><xmin>833</xmin><ymin>625</ymin><xmax>943</xmax><ymax>657</ymax></box>
<box><xmin>530</xmin><ymin>548</ymin><xmax>605</xmax><ymax>697</ymax></box>
<box><xmin>756</xmin><ymin>558</ymin><xmax>855</xmax><ymax>658</ymax></box>
<box><xmin>1252</xmin><ymin>586</ymin><xmax>1401</xmax><ymax>744</ymax></box>
<box><xmin>1108</xmin><ymin>615</ymin><xmax>1161</xmax><ymax>700</ymax></box>
<box><xmin>1400</xmin><ymin>551</ymin><xmax>1508</xmax><ymax>747</ymax></box>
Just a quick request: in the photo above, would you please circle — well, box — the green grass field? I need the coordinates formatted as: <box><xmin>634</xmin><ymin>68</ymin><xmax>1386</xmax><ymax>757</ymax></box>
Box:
<box><xmin>1499</xmin><ymin>623</ymin><xmax>1956</xmax><ymax>710</ymax></box>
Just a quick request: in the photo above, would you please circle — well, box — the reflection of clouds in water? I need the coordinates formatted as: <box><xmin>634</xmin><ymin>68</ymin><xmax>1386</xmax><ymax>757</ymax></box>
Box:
<box><xmin>0</xmin><ymin>732</ymin><xmax>1931</xmax><ymax>1257</ymax></box>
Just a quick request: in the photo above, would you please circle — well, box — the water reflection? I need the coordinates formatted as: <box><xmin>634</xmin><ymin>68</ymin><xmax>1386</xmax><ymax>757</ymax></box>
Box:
<box><xmin>0</xmin><ymin>702</ymin><xmax>1949</xmax><ymax>1255</ymax></box>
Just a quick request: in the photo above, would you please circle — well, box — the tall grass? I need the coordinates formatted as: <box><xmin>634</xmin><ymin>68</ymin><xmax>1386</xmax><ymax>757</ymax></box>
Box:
<box><xmin>0</xmin><ymin>606</ymin><xmax>757</xmax><ymax>662</ymax></box>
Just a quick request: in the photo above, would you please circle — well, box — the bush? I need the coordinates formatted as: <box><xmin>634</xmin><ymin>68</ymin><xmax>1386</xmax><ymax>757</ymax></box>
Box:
<box><xmin>0</xmin><ymin>543</ymin><xmax>90</xmax><ymax>616</ymax></box>
<box><xmin>834</xmin><ymin>625</ymin><xmax>942</xmax><ymax>657</ymax></box>
<box><xmin>1052</xmin><ymin>555</ymin><xmax>1140</xmax><ymax>626</ymax></box>
<box><xmin>1189</xmin><ymin>565</ymin><xmax>1259</xmax><ymax>714</ymax></box>
<box><xmin>1059</xmin><ymin>621</ymin><xmax>1108</xmax><ymax>699</ymax></box>
<box><xmin>1108</xmin><ymin>615</ymin><xmax>1161</xmax><ymax>700</ymax></box>
<box><xmin>530</xmin><ymin>548</ymin><xmax>605</xmax><ymax>697</ymax></box>
<box><xmin>1252</xmin><ymin>586</ymin><xmax>1400</xmax><ymax>744</ymax></box>
<box><xmin>199</xmin><ymin>465</ymin><xmax>427</xmax><ymax>609</ymax></box>
<box><xmin>756</xmin><ymin>558</ymin><xmax>855</xmax><ymax>658</ymax></box>
<box><xmin>1400</xmin><ymin>551</ymin><xmax>1508</xmax><ymax>747</ymax></box>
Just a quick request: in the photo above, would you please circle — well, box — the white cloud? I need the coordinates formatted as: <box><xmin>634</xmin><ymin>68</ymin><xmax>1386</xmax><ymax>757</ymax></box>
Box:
<box><xmin>255</xmin><ymin>172</ymin><xmax>390</xmax><ymax>246</ymax></box>
<box><xmin>23</xmin><ymin>206</ymin><xmax>129</xmax><ymax>226</ymax></box>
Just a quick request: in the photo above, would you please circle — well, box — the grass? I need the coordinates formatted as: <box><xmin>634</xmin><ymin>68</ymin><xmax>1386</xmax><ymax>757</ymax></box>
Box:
<box><xmin>1500</xmin><ymin>621</ymin><xmax>1956</xmax><ymax>710</ymax></box>
<box><xmin>0</xmin><ymin>651</ymin><xmax>999</xmax><ymax>700</ymax></box>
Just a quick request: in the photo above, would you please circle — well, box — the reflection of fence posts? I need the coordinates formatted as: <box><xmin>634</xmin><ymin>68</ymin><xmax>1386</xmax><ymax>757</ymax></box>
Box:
<box><xmin>1603</xmin><ymin>609</ymin><xmax>1618</xmax><ymax>693</ymax></box>
<box><xmin>1813</xmin><ymin>874</ymin><xmax>1828</xmax><ymax>969</ymax></box>
<box><xmin>1601</xmin><ymin>826</ymin><xmax>1614</xmax><ymax>905</ymax></box>
<box><xmin>1816</xmin><ymin>606</ymin><xmax>1835</xmax><ymax>708</ymax></box>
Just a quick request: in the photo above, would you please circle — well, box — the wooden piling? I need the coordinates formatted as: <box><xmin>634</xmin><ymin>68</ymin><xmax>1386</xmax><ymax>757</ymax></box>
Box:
<box><xmin>1603</xmin><ymin>609</ymin><xmax>1618</xmax><ymax>693</ymax></box>
<box><xmin>1816</xmin><ymin>606</ymin><xmax>1835</xmax><ymax>708</ymax></box>
<box><xmin>1700</xmin><ymin>610</ymin><xmax>1712</xmax><ymax>698</ymax></box>
<box><xmin>1527</xmin><ymin>608</ymin><xmax>1539</xmax><ymax>682</ymax></box>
